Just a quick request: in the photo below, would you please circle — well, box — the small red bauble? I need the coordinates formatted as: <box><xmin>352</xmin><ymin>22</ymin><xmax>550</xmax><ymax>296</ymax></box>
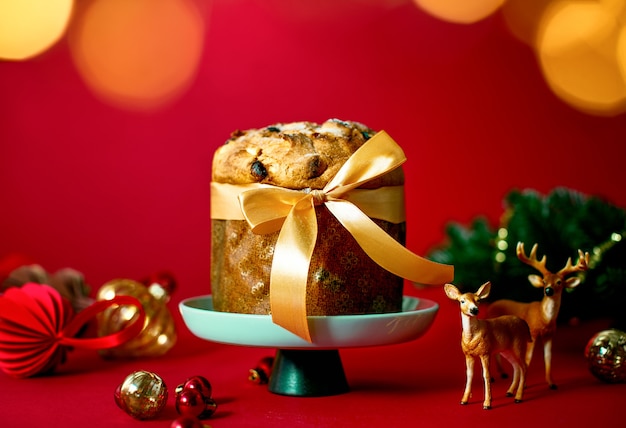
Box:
<box><xmin>175</xmin><ymin>374</ymin><xmax>217</xmax><ymax>419</ymax></box>
<box><xmin>200</xmin><ymin>397</ymin><xmax>217</xmax><ymax>419</ymax></box>
<box><xmin>170</xmin><ymin>415</ymin><xmax>205</xmax><ymax>428</ymax></box>
<box><xmin>248</xmin><ymin>356</ymin><xmax>274</xmax><ymax>384</ymax></box>
<box><xmin>114</xmin><ymin>383</ymin><xmax>126</xmax><ymax>411</ymax></box>
<box><xmin>176</xmin><ymin>389</ymin><xmax>206</xmax><ymax>419</ymax></box>
<box><xmin>140</xmin><ymin>271</ymin><xmax>177</xmax><ymax>297</ymax></box>
<box><xmin>182</xmin><ymin>375</ymin><xmax>212</xmax><ymax>398</ymax></box>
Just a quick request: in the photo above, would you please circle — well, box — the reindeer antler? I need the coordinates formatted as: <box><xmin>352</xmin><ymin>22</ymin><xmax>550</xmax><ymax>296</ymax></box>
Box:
<box><xmin>557</xmin><ymin>249</ymin><xmax>590</xmax><ymax>277</ymax></box>
<box><xmin>516</xmin><ymin>242</ymin><xmax>549</xmax><ymax>275</ymax></box>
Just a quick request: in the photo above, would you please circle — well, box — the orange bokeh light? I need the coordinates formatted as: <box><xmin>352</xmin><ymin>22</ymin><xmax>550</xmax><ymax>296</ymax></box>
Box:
<box><xmin>501</xmin><ymin>0</ymin><xmax>556</xmax><ymax>46</ymax></box>
<box><xmin>69</xmin><ymin>0</ymin><xmax>205</xmax><ymax>112</ymax></box>
<box><xmin>413</xmin><ymin>0</ymin><xmax>505</xmax><ymax>24</ymax></box>
<box><xmin>0</xmin><ymin>0</ymin><xmax>74</xmax><ymax>61</ymax></box>
<box><xmin>536</xmin><ymin>1</ymin><xmax>626</xmax><ymax>115</ymax></box>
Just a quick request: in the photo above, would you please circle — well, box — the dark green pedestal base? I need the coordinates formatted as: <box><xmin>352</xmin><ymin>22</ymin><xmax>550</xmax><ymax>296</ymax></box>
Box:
<box><xmin>268</xmin><ymin>349</ymin><xmax>350</xmax><ymax>397</ymax></box>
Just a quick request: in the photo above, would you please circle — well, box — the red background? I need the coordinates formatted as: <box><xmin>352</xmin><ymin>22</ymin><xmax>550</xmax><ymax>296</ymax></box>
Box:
<box><xmin>1</xmin><ymin>1</ymin><xmax>625</xmax><ymax>427</ymax></box>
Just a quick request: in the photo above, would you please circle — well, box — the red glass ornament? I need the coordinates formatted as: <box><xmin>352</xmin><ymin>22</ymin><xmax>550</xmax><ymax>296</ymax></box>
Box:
<box><xmin>140</xmin><ymin>271</ymin><xmax>177</xmax><ymax>297</ymax></box>
<box><xmin>200</xmin><ymin>397</ymin><xmax>217</xmax><ymax>419</ymax></box>
<box><xmin>170</xmin><ymin>415</ymin><xmax>204</xmax><ymax>428</ymax></box>
<box><xmin>114</xmin><ymin>383</ymin><xmax>126</xmax><ymax>411</ymax></box>
<box><xmin>175</xmin><ymin>389</ymin><xmax>206</xmax><ymax>418</ymax></box>
<box><xmin>182</xmin><ymin>375</ymin><xmax>212</xmax><ymax>398</ymax></box>
<box><xmin>248</xmin><ymin>356</ymin><xmax>274</xmax><ymax>384</ymax></box>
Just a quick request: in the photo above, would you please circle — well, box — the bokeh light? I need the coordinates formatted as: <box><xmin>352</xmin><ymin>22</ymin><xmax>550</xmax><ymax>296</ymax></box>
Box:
<box><xmin>0</xmin><ymin>0</ymin><xmax>74</xmax><ymax>60</ymax></box>
<box><xmin>501</xmin><ymin>0</ymin><xmax>555</xmax><ymax>46</ymax></box>
<box><xmin>536</xmin><ymin>1</ymin><xmax>626</xmax><ymax>115</ymax></box>
<box><xmin>69</xmin><ymin>0</ymin><xmax>205</xmax><ymax>112</ymax></box>
<box><xmin>413</xmin><ymin>0</ymin><xmax>505</xmax><ymax>24</ymax></box>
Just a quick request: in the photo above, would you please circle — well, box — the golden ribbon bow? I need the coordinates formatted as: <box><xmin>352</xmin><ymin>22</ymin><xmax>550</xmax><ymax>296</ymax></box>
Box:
<box><xmin>237</xmin><ymin>131</ymin><xmax>454</xmax><ymax>342</ymax></box>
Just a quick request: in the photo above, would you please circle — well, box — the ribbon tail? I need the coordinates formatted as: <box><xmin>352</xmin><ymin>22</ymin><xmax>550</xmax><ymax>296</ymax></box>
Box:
<box><xmin>269</xmin><ymin>199</ymin><xmax>317</xmax><ymax>342</ymax></box>
<box><xmin>326</xmin><ymin>200</ymin><xmax>454</xmax><ymax>285</ymax></box>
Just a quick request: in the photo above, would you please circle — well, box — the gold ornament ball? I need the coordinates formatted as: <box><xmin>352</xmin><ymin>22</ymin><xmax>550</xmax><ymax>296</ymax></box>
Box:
<box><xmin>584</xmin><ymin>329</ymin><xmax>626</xmax><ymax>383</ymax></box>
<box><xmin>97</xmin><ymin>278</ymin><xmax>177</xmax><ymax>358</ymax></box>
<box><xmin>115</xmin><ymin>370</ymin><xmax>168</xmax><ymax>419</ymax></box>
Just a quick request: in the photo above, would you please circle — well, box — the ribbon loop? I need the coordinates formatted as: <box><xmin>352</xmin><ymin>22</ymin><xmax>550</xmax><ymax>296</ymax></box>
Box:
<box><xmin>235</xmin><ymin>130</ymin><xmax>454</xmax><ymax>341</ymax></box>
<box><xmin>59</xmin><ymin>295</ymin><xmax>146</xmax><ymax>349</ymax></box>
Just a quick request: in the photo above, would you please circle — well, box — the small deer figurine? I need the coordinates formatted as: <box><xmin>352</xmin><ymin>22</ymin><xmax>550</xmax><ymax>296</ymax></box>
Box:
<box><xmin>445</xmin><ymin>282</ymin><xmax>531</xmax><ymax>410</ymax></box>
<box><xmin>487</xmin><ymin>242</ymin><xmax>589</xmax><ymax>389</ymax></box>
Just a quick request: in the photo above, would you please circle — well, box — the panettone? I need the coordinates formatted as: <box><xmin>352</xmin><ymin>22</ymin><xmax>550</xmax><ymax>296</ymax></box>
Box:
<box><xmin>209</xmin><ymin>119</ymin><xmax>453</xmax><ymax>340</ymax></box>
<box><xmin>211</xmin><ymin>119</ymin><xmax>404</xmax><ymax>313</ymax></box>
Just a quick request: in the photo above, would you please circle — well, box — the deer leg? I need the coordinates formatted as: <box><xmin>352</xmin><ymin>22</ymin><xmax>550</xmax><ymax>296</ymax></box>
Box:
<box><xmin>525</xmin><ymin>337</ymin><xmax>536</xmax><ymax>368</ymax></box>
<box><xmin>503</xmin><ymin>352</ymin><xmax>526</xmax><ymax>403</ymax></box>
<box><xmin>461</xmin><ymin>355</ymin><xmax>474</xmax><ymax>405</ymax></box>
<box><xmin>515</xmin><ymin>359</ymin><xmax>527</xmax><ymax>403</ymax></box>
<box><xmin>507</xmin><ymin>362</ymin><xmax>519</xmax><ymax>398</ymax></box>
<box><xmin>543</xmin><ymin>338</ymin><xmax>557</xmax><ymax>389</ymax></box>
<box><xmin>500</xmin><ymin>352</ymin><xmax>520</xmax><ymax>399</ymax></box>
<box><xmin>480</xmin><ymin>354</ymin><xmax>492</xmax><ymax>410</ymax></box>
<box><xmin>494</xmin><ymin>353</ymin><xmax>508</xmax><ymax>379</ymax></box>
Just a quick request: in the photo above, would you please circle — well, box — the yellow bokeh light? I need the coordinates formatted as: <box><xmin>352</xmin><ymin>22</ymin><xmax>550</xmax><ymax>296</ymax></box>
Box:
<box><xmin>69</xmin><ymin>0</ymin><xmax>205</xmax><ymax>112</ymax></box>
<box><xmin>616</xmin><ymin>26</ymin><xmax>626</xmax><ymax>96</ymax></box>
<box><xmin>0</xmin><ymin>0</ymin><xmax>74</xmax><ymax>60</ymax></box>
<box><xmin>537</xmin><ymin>1</ymin><xmax>626</xmax><ymax>115</ymax></box>
<box><xmin>600</xmin><ymin>0</ymin><xmax>626</xmax><ymax>17</ymax></box>
<box><xmin>413</xmin><ymin>0</ymin><xmax>505</xmax><ymax>24</ymax></box>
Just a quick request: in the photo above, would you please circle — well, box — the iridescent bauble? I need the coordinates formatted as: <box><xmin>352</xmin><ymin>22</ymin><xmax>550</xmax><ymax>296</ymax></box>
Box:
<box><xmin>115</xmin><ymin>370</ymin><xmax>168</xmax><ymax>419</ymax></box>
<box><xmin>97</xmin><ymin>278</ymin><xmax>177</xmax><ymax>358</ymax></box>
<box><xmin>584</xmin><ymin>329</ymin><xmax>626</xmax><ymax>383</ymax></box>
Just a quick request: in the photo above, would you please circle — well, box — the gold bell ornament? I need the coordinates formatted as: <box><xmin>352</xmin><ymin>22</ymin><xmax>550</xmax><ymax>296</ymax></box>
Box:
<box><xmin>96</xmin><ymin>273</ymin><xmax>177</xmax><ymax>358</ymax></box>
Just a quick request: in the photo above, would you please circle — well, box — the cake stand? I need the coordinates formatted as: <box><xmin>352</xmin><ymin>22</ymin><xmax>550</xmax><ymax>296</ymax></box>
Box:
<box><xmin>179</xmin><ymin>295</ymin><xmax>438</xmax><ymax>397</ymax></box>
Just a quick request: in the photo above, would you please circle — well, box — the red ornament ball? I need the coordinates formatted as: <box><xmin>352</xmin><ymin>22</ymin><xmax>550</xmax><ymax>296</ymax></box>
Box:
<box><xmin>182</xmin><ymin>375</ymin><xmax>212</xmax><ymax>398</ymax></box>
<box><xmin>200</xmin><ymin>397</ymin><xmax>218</xmax><ymax>419</ymax></box>
<box><xmin>175</xmin><ymin>374</ymin><xmax>216</xmax><ymax>419</ymax></box>
<box><xmin>248</xmin><ymin>356</ymin><xmax>274</xmax><ymax>384</ymax></box>
<box><xmin>141</xmin><ymin>271</ymin><xmax>177</xmax><ymax>297</ymax></box>
<box><xmin>170</xmin><ymin>415</ymin><xmax>205</xmax><ymax>428</ymax></box>
<box><xmin>176</xmin><ymin>389</ymin><xmax>206</xmax><ymax>419</ymax></box>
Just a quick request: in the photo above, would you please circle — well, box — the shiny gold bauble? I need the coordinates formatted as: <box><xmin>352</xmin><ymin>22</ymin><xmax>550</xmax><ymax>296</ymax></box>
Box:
<box><xmin>115</xmin><ymin>370</ymin><xmax>168</xmax><ymax>419</ymax></box>
<box><xmin>97</xmin><ymin>278</ymin><xmax>176</xmax><ymax>358</ymax></box>
<box><xmin>584</xmin><ymin>329</ymin><xmax>626</xmax><ymax>383</ymax></box>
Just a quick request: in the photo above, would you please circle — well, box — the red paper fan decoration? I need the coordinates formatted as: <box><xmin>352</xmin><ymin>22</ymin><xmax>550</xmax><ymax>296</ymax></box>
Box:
<box><xmin>0</xmin><ymin>283</ymin><xmax>145</xmax><ymax>378</ymax></box>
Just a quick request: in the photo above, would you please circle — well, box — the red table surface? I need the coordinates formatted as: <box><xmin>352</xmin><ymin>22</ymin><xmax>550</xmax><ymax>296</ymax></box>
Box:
<box><xmin>1</xmin><ymin>285</ymin><xmax>623</xmax><ymax>428</ymax></box>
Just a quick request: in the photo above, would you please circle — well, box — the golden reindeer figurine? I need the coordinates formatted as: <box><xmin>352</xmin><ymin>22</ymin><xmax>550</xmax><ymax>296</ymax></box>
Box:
<box><xmin>445</xmin><ymin>282</ymin><xmax>531</xmax><ymax>410</ymax></box>
<box><xmin>487</xmin><ymin>242</ymin><xmax>589</xmax><ymax>389</ymax></box>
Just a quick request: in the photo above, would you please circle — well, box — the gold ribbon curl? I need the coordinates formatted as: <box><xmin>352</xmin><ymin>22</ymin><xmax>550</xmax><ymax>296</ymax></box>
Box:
<box><xmin>213</xmin><ymin>131</ymin><xmax>454</xmax><ymax>342</ymax></box>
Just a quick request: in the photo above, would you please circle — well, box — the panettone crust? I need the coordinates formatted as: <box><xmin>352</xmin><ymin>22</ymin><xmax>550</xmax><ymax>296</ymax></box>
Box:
<box><xmin>212</xmin><ymin>119</ymin><xmax>404</xmax><ymax>189</ymax></box>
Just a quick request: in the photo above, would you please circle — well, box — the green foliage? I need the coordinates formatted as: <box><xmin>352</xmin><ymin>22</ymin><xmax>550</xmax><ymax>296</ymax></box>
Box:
<box><xmin>428</xmin><ymin>187</ymin><xmax>626</xmax><ymax>328</ymax></box>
